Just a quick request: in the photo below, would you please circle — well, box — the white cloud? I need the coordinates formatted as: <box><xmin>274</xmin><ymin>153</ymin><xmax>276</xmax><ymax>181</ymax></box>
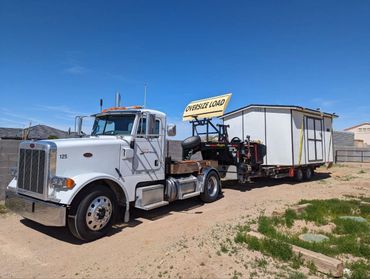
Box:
<box><xmin>311</xmin><ymin>98</ymin><xmax>338</xmax><ymax>109</ymax></box>
<box><xmin>0</xmin><ymin>105</ymin><xmax>94</xmax><ymax>133</ymax></box>
<box><xmin>35</xmin><ymin>104</ymin><xmax>91</xmax><ymax>117</ymax></box>
<box><xmin>63</xmin><ymin>52</ymin><xmax>89</xmax><ymax>75</ymax></box>
<box><xmin>0</xmin><ymin>117</ymin><xmax>29</xmax><ymax>128</ymax></box>
<box><xmin>0</xmin><ymin>109</ymin><xmax>44</xmax><ymax>126</ymax></box>
<box><xmin>64</xmin><ymin>65</ymin><xmax>88</xmax><ymax>75</ymax></box>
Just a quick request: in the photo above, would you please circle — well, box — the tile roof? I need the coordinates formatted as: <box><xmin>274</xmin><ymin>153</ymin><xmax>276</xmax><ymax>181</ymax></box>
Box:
<box><xmin>344</xmin><ymin>122</ymin><xmax>370</xmax><ymax>131</ymax></box>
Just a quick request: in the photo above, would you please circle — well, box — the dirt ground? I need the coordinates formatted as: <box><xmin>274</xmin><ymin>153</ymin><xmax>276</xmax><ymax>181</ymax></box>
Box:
<box><xmin>1</xmin><ymin>163</ymin><xmax>369</xmax><ymax>279</ymax></box>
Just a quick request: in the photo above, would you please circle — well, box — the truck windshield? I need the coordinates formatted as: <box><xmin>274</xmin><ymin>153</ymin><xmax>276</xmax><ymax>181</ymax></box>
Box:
<box><xmin>91</xmin><ymin>114</ymin><xmax>136</xmax><ymax>136</ymax></box>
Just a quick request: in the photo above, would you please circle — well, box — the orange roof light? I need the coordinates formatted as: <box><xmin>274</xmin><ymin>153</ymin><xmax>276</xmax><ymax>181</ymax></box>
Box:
<box><xmin>102</xmin><ymin>107</ymin><xmax>128</xmax><ymax>112</ymax></box>
<box><xmin>101</xmin><ymin>106</ymin><xmax>143</xmax><ymax>113</ymax></box>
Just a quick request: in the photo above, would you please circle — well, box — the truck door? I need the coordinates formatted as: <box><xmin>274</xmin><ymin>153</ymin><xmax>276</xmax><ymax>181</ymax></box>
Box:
<box><xmin>133</xmin><ymin>114</ymin><xmax>165</xmax><ymax>181</ymax></box>
<box><xmin>306</xmin><ymin>117</ymin><xmax>323</xmax><ymax>162</ymax></box>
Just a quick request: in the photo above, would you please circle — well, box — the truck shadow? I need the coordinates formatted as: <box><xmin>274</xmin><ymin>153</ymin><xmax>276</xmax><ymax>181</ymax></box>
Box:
<box><xmin>20</xmin><ymin>219</ymin><xmax>85</xmax><ymax>245</ymax></box>
<box><xmin>222</xmin><ymin>171</ymin><xmax>332</xmax><ymax>192</ymax></box>
<box><xmin>18</xmin><ymin>198</ymin><xmax>211</xmax><ymax>245</ymax></box>
<box><xmin>19</xmin><ymin>172</ymin><xmax>330</xmax><ymax>244</ymax></box>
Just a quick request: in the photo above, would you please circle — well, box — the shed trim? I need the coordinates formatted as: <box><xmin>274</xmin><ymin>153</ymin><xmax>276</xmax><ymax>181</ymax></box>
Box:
<box><xmin>220</xmin><ymin>104</ymin><xmax>338</xmax><ymax>119</ymax></box>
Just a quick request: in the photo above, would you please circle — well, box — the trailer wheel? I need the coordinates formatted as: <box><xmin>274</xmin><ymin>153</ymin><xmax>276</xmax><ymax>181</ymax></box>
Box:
<box><xmin>294</xmin><ymin>168</ymin><xmax>304</xmax><ymax>182</ymax></box>
<box><xmin>68</xmin><ymin>186</ymin><xmax>117</xmax><ymax>241</ymax></box>
<box><xmin>200</xmin><ymin>170</ymin><xmax>221</xmax><ymax>203</ymax></box>
<box><xmin>304</xmin><ymin>167</ymin><xmax>313</xmax><ymax>180</ymax></box>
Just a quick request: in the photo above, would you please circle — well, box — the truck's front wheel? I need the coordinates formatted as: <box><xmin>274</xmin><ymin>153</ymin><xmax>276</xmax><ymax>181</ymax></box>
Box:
<box><xmin>200</xmin><ymin>170</ymin><xmax>221</xmax><ymax>203</ymax></box>
<box><xmin>68</xmin><ymin>186</ymin><xmax>117</xmax><ymax>241</ymax></box>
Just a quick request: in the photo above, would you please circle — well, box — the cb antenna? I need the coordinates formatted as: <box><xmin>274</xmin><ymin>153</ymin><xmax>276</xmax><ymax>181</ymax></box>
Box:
<box><xmin>144</xmin><ymin>83</ymin><xmax>147</xmax><ymax>108</ymax></box>
<box><xmin>115</xmin><ymin>91</ymin><xmax>121</xmax><ymax>107</ymax></box>
<box><xmin>100</xmin><ymin>99</ymin><xmax>103</xmax><ymax>112</ymax></box>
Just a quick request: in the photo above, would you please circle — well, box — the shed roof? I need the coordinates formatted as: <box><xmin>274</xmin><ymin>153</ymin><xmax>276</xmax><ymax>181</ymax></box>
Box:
<box><xmin>220</xmin><ymin>104</ymin><xmax>338</xmax><ymax>119</ymax></box>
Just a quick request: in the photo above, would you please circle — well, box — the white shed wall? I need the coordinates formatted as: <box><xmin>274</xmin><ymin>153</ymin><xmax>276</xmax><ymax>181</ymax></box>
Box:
<box><xmin>242</xmin><ymin>108</ymin><xmax>267</xmax><ymax>163</ymax></box>
<box><xmin>223</xmin><ymin>107</ymin><xmax>335</xmax><ymax>167</ymax></box>
<box><xmin>224</xmin><ymin>108</ymin><xmax>293</xmax><ymax>166</ymax></box>
<box><xmin>224</xmin><ymin>111</ymin><xmax>243</xmax><ymax>140</ymax></box>
<box><xmin>265</xmin><ymin>108</ymin><xmax>292</xmax><ymax>165</ymax></box>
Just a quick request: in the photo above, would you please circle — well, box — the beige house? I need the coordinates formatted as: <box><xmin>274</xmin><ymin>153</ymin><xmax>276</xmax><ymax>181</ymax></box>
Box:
<box><xmin>344</xmin><ymin>123</ymin><xmax>370</xmax><ymax>146</ymax></box>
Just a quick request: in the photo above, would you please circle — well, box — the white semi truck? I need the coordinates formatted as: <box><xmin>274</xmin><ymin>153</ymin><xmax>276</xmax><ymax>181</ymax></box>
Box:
<box><xmin>5</xmin><ymin>94</ymin><xmax>335</xmax><ymax>241</ymax></box>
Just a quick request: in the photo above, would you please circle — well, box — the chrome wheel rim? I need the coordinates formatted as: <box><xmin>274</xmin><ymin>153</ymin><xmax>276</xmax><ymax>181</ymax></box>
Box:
<box><xmin>86</xmin><ymin>196</ymin><xmax>112</xmax><ymax>231</ymax></box>
<box><xmin>207</xmin><ymin>176</ymin><xmax>218</xmax><ymax>197</ymax></box>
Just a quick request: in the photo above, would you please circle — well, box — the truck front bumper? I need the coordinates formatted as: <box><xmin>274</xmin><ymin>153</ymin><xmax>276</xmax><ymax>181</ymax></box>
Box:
<box><xmin>5</xmin><ymin>190</ymin><xmax>66</xmax><ymax>227</ymax></box>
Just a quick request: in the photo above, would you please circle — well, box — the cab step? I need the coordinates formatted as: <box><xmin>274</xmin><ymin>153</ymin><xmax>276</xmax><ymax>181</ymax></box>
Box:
<box><xmin>136</xmin><ymin>201</ymin><xmax>169</xmax><ymax>211</ymax></box>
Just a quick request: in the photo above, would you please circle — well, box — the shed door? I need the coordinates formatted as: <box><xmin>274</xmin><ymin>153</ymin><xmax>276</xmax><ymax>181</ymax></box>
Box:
<box><xmin>307</xmin><ymin>117</ymin><xmax>323</xmax><ymax>162</ymax></box>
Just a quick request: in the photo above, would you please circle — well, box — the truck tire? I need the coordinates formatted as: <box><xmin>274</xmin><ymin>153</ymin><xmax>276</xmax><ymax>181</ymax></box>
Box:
<box><xmin>294</xmin><ymin>168</ymin><xmax>304</xmax><ymax>182</ymax></box>
<box><xmin>200</xmin><ymin>170</ymin><xmax>221</xmax><ymax>203</ymax></box>
<box><xmin>68</xmin><ymin>186</ymin><xmax>117</xmax><ymax>241</ymax></box>
<box><xmin>304</xmin><ymin>167</ymin><xmax>313</xmax><ymax>180</ymax></box>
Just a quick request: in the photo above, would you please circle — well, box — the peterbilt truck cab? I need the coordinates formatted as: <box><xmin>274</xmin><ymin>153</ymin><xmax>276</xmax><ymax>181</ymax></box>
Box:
<box><xmin>5</xmin><ymin>106</ymin><xmax>221</xmax><ymax>241</ymax></box>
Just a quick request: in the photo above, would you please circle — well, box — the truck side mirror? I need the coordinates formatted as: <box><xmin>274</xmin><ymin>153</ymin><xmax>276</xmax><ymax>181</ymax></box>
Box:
<box><xmin>75</xmin><ymin>116</ymin><xmax>84</xmax><ymax>136</ymax></box>
<box><xmin>147</xmin><ymin>114</ymin><xmax>156</xmax><ymax>137</ymax></box>
<box><xmin>167</xmin><ymin>124</ymin><xmax>176</xmax><ymax>137</ymax></box>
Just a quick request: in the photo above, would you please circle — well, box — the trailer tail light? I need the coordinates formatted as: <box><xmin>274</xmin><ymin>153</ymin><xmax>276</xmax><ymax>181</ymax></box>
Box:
<box><xmin>289</xmin><ymin>167</ymin><xmax>295</xmax><ymax>177</ymax></box>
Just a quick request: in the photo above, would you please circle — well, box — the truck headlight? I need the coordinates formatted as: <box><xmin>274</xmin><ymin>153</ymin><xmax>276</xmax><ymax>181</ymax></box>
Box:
<box><xmin>51</xmin><ymin>176</ymin><xmax>75</xmax><ymax>189</ymax></box>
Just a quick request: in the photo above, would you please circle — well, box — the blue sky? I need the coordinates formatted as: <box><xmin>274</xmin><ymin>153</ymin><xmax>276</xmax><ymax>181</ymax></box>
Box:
<box><xmin>1</xmin><ymin>0</ymin><xmax>370</xmax><ymax>139</ymax></box>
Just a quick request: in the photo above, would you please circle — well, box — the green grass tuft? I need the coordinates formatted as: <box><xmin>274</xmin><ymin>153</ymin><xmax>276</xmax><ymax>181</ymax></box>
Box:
<box><xmin>284</xmin><ymin>209</ymin><xmax>298</xmax><ymax>228</ymax></box>
<box><xmin>244</xmin><ymin>236</ymin><xmax>261</xmax><ymax>251</ymax></box>
<box><xmin>349</xmin><ymin>260</ymin><xmax>370</xmax><ymax>279</ymax></box>
<box><xmin>0</xmin><ymin>204</ymin><xmax>7</xmax><ymax>214</ymax></box>
<box><xmin>287</xmin><ymin>271</ymin><xmax>307</xmax><ymax>279</ymax></box>
<box><xmin>234</xmin><ymin>231</ymin><xmax>247</xmax><ymax>244</ymax></box>
<box><xmin>307</xmin><ymin>261</ymin><xmax>317</xmax><ymax>275</ymax></box>
<box><xmin>234</xmin><ymin>198</ymin><xmax>370</xmax><ymax>277</ymax></box>
<box><xmin>258</xmin><ymin>216</ymin><xmax>277</xmax><ymax>237</ymax></box>
<box><xmin>220</xmin><ymin>243</ymin><xmax>229</xmax><ymax>253</ymax></box>
<box><xmin>299</xmin><ymin>198</ymin><xmax>366</xmax><ymax>224</ymax></box>
<box><xmin>334</xmin><ymin>217</ymin><xmax>369</xmax><ymax>235</ymax></box>
<box><xmin>255</xmin><ymin>258</ymin><xmax>268</xmax><ymax>268</ymax></box>
<box><xmin>242</xmin><ymin>236</ymin><xmax>293</xmax><ymax>261</ymax></box>
<box><xmin>290</xmin><ymin>254</ymin><xmax>304</xmax><ymax>269</ymax></box>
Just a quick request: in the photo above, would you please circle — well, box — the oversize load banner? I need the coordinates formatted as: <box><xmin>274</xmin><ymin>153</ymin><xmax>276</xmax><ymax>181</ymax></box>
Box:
<box><xmin>183</xmin><ymin>93</ymin><xmax>232</xmax><ymax>121</ymax></box>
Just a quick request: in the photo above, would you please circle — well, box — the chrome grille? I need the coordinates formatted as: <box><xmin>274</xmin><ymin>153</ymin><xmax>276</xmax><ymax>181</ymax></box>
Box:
<box><xmin>18</xmin><ymin>148</ymin><xmax>46</xmax><ymax>194</ymax></box>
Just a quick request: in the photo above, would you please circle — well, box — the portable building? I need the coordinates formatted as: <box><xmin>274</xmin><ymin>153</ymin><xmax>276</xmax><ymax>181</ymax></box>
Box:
<box><xmin>220</xmin><ymin>105</ymin><xmax>337</xmax><ymax>166</ymax></box>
